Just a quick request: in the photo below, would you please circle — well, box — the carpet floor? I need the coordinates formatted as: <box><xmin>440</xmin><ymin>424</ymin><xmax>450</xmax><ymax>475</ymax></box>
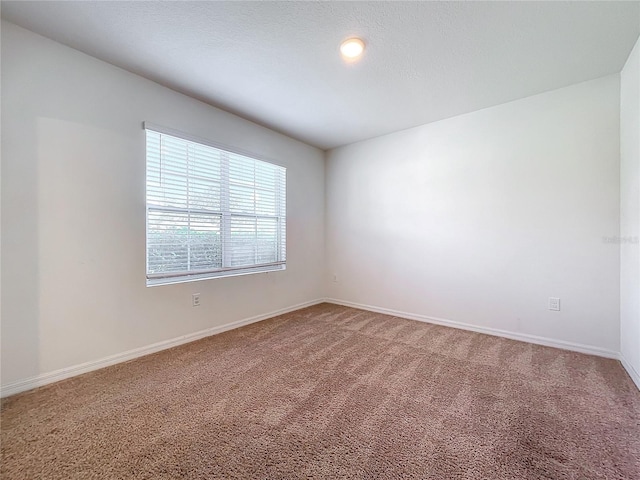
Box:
<box><xmin>1</xmin><ymin>303</ymin><xmax>639</xmax><ymax>479</ymax></box>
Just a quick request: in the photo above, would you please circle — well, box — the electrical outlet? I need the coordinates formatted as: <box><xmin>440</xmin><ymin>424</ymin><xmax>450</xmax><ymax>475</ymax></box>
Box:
<box><xmin>548</xmin><ymin>297</ymin><xmax>560</xmax><ymax>311</ymax></box>
<box><xmin>192</xmin><ymin>293</ymin><xmax>201</xmax><ymax>307</ymax></box>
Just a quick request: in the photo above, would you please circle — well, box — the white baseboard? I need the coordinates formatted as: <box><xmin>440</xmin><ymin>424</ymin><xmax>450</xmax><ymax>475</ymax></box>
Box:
<box><xmin>4</xmin><ymin>298</ymin><xmax>635</xmax><ymax>398</ymax></box>
<box><xmin>0</xmin><ymin>299</ymin><xmax>324</xmax><ymax>398</ymax></box>
<box><xmin>620</xmin><ymin>354</ymin><xmax>640</xmax><ymax>391</ymax></box>
<box><xmin>324</xmin><ymin>298</ymin><xmax>620</xmax><ymax>360</ymax></box>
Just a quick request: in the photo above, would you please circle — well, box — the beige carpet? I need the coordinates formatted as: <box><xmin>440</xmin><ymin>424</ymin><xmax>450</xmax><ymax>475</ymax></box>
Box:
<box><xmin>2</xmin><ymin>303</ymin><xmax>639</xmax><ymax>479</ymax></box>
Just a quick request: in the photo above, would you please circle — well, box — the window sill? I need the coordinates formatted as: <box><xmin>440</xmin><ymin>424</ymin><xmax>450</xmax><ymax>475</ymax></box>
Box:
<box><xmin>146</xmin><ymin>264</ymin><xmax>286</xmax><ymax>287</ymax></box>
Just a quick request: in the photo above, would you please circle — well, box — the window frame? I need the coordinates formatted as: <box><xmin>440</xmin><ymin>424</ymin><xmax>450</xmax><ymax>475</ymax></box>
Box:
<box><xmin>144</xmin><ymin>122</ymin><xmax>287</xmax><ymax>287</ymax></box>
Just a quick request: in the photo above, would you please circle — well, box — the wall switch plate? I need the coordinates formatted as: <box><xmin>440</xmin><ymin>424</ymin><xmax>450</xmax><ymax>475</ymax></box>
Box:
<box><xmin>192</xmin><ymin>293</ymin><xmax>201</xmax><ymax>307</ymax></box>
<box><xmin>332</xmin><ymin>274</ymin><xmax>338</xmax><ymax>283</ymax></box>
<box><xmin>549</xmin><ymin>297</ymin><xmax>560</xmax><ymax>311</ymax></box>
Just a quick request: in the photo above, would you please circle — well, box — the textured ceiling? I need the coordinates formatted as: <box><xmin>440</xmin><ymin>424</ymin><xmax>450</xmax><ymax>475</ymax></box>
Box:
<box><xmin>2</xmin><ymin>1</ymin><xmax>639</xmax><ymax>149</ymax></box>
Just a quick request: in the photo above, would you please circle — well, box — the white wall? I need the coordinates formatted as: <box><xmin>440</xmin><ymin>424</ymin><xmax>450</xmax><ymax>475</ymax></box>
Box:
<box><xmin>0</xmin><ymin>21</ymin><xmax>325</xmax><ymax>389</ymax></box>
<box><xmin>326</xmin><ymin>75</ymin><xmax>621</xmax><ymax>354</ymax></box>
<box><xmin>620</xmin><ymin>35</ymin><xmax>640</xmax><ymax>388</ymax></box>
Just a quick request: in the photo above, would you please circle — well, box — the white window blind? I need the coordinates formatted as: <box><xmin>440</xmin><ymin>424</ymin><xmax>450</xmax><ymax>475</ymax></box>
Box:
<box><xmin>145</xmin><ymin>124</ymin><xmax>286</xmax><ymax>285</ymax></box>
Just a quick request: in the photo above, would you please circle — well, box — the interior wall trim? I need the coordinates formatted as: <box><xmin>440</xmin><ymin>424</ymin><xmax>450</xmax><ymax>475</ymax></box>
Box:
<box><xmin>324</xmin><ymin>298</ymin><xmax>621</xmax><ymax>359</ymax></box>
<box><xmin>0</xmin><ymin>299</ymin><xmax>325</xmax><ymax>398</ymax></box>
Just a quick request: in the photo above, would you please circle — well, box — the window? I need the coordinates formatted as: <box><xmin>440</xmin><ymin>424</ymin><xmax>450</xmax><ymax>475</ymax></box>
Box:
<box><xmin>145</xmin><ymin>124</ymin><xmax>286</xmax><ymax>286</ymax></box>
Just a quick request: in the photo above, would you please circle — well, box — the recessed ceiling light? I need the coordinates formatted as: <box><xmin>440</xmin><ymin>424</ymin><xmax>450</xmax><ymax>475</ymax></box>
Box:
<box><xmin>340</xmin><ymin>38</ymin><xmax>365</xmax><ymax>60</ymax></box>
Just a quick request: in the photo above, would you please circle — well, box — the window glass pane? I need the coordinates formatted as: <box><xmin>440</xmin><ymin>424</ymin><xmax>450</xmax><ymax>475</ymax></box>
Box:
<box><xmin>229</xmin><ymin>153</ymin><xmax>255</xmax><ymax>187</ymax></box>
<box><xmin>189</xmin><ymin>214</ymin><xmax>222</xmax><ymax>270</ymax></box>
<box><xmin>189</xmin><ymin>177</ymin><xmax>221</xmax><ymax>211</ymax></box>
<box><xmin>147</xmin><ymin>210</ymin><xmax>222</xmax><ymax>274</ymax></box>
<box><xmin>255</xmin><ymin>189</ymin><xmax>277</xmax><ymax>216</ymax></box>
<box><xmin>160</xmin><ymin>136</ymin><xmax>188</xmax><ymax>176</ymax></box>
<box><xmin>255</xmin><ymin>161</ymin><xmax>277</xmax><ymax>190</ymax></box>
<box><xmin>147</xmin><ymin>210</ymin><xmax>190</xmax><ymax>274</ymax></box>
<box><xmin>229</xmin><ymin>216</ymin><xmax>256</xmax><ymax>267</ymax></box>
<box><xmin>257</xmin><ymin>217</ymin><xmax>278</xmax><ymax>264</ymax></box>
<box><xmin>147</xmin><ymin>133</ymin><xmax>189</xmax><ymax>209</ymax></box>
<box><xmin>229</xmin><ymin>183</ymin><xmax>255</xmax><ymax>214</ymax></box>
<box><xmin>147</xmin><ymin>173</ymin><xmax>188</xmax><ymax>209</ymax></box>
<box><xmin>189</xmin><ymin>143</ymin><xmax>221</xmax><ymax>180</ymax></box>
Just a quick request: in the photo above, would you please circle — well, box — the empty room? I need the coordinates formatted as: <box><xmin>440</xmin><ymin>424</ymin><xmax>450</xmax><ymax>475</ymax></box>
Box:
<box><xmin>1</xmin><ymin>1</ymin><xmax>639</xmax><ymax>478</ymax></box>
